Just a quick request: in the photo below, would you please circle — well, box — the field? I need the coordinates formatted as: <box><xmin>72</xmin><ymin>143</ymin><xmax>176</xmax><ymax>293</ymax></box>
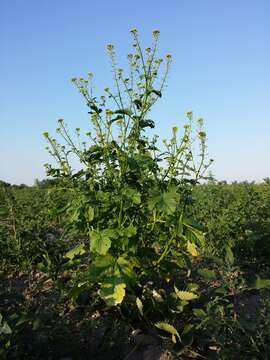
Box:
<box><xmin>1</xmin><ymin>180</ymin><xmax>270</xmax><ymax>359</ymax></box>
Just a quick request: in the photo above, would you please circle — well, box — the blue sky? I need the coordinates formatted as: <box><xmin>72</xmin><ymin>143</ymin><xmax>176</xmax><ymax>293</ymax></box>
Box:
<box><xmin>1</xmin><ymin>0</ymin><xmax>269</xmax><ymax>184</ymax></box>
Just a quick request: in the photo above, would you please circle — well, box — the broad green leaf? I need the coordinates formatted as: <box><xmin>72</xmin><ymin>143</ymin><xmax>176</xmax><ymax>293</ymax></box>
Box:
<box><xmin>197</xmin><ymin>268</ymin><xmax>216</xmax><ymax>280</ymax></box>
<box><xmin>123</xmin><ymin>224</ymin><xmax>137</xmax><ymax>238</ymax></box>
<box><xmin>155</xmin><ymin>322</ymin><xmax>180</xmax><ymax>343</ymax></box>
<box><xmin>183</xmin><ymin>219</ymin><xmax>205</xmax><ymax>246</ymax></box>
<box><xmin>102</xmin><ymin>228</ymin><xmax>118</xmax><ymax>239</ymax></box>
<box><xmin>124</xmin><ymin>188</ymin><xmax>141</xmax><ymax>204</ymax></box>
<box><xmin>187</xmin><ymin>283</ymin><xmax>199</xmax><ymax>291</ymax></box>
<box><xmin>174</xmin><ymin>286</ymin><xmax>198</xmax><ymax>301</ymax></box>
<box><xmin>15</xmin><ymin>316</ymin><xmax>28</xmax><ymax>327</ymax></box>
<box><xmin>186</xmin><ymin>228</ymin><xmax>205</xmax><ymax>247</ymax></box>
<box><xmin>99</xmin><ymin>275</ymin><xmax>126</xmax><ymax>306</ymax></box>
<box><xmin>186</xmin><ymin>241</ymin><xmax>198</xmax><ymax>257</ymax></box>
<box><xmin>117</xmin><ymin>256</ymin><xmax>136</xmax><ymax>283</ymax></box>
<box><xmin>148</xmin><ymin>186</ymin><xmax>180</xmax><ymax>215</ymax></box>
<box><xmin>36</xmin><ymin>262</ymin><xmax>47</xmax><ymax>272</ymax></box>
<box><xmin>64</xmin><ymin>243</ymin><xmax>85</xmax><ymax>260</ymax></box>
<box><xmin>225</xmin><ymin>246</ymin><xmax>234</xmax><ymax>266</ymax></box>
<box><xmin>1</xmin><ymin>321</ymin><xmax>12</xmax><ymax>335</ymax></box>
<box><xmin>90</xmin><ymin>229</ymin><xmax>117</xmax><ymax>255</ymax></box>
<box><xmin>88</xmin><ymin>254</ymin><xmax>114</xmax><ymax>280</ymax></box>
<box><xmin>182</xmin><ymin>323</ymin><xmax>194</xmax><ymax>335</ymax></box>
<box><xmin>70</xmin><ymin>210</ymin><xmax>79</xmax><ymax>222</ymax></box>
<box><xmin>254</xmin><ymin>277</ymin><xmax>270</xmax><ymax>289</ymax></box>
<box><xmin>160</xmin><ymin>188</ymin><xmax>180</xmax><ymax>214</ymax></box>
<box><xmin>136</xmin><ymin>297</ymin><xmax>143</xmax><ymax>316</ymax></box>
<box><xmin>132</xmin><ymin>193</ymin><xmax>141</xmax><ymax>205</ymax></box>
<box><xmin>85</xmin><ymin>207</ymin><xmax>94</xmax><ymax>222</ymax></box>
<box><xmin>193</xmin><ymin>308</ymin><xmax>207</xmax><ymax>319</ymax></box>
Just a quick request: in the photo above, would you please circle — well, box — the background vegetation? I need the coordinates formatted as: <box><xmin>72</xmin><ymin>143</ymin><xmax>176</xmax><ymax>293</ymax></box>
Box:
<box><xmin>1</xmin><ymin>179</ymin><xmax>270</xmax><ymax>359</ymax></box>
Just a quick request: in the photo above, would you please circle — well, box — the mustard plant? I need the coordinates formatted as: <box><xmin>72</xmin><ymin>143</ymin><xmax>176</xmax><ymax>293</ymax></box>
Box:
<box><xmin>43</xmin><ymin>29</ymin><xmax>212</xmax><ymax>342</ymax></box>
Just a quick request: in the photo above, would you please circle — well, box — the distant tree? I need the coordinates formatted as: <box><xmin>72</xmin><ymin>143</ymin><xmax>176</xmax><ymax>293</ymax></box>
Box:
<box><xmin>34</xmin><ymin>178</ymin><xmax>58</xmax><ymax>188</ymax></box>
<box><xmin>0</xmin><ymin>180</ymin><xmax>11</xmax><ymax>188</ymax></box>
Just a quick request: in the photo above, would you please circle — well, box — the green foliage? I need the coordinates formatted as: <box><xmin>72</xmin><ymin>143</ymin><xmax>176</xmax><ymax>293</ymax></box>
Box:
<box><xmin>0</xmin><ymin>183</ymin><xmax>69</xmax><ymax>270</ymax></box>
<box><xmin>189</xmin><ymin>181</ymin><xmax>270</xmax><ymax>265</ymax></box>
<box><xmin>0</xmin><ymin>313</ymin><xmax>12</xmax><ymax>357</ymax></box>
<box><xmin>155</xmin><ymin>322</ymin><xmax>181</xmax><ymax>343</ymax></box>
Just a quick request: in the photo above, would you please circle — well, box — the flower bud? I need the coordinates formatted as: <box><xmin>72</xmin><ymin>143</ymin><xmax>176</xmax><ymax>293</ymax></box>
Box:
<box><xmin>106</xmin><ymin>43</ymin><xmax>114</xmax><ymax>52</ymax></box>
<box><xmin>130</xmin><ymin>28</ymin><xmax>138</xmax><ymax>34</ymax></box>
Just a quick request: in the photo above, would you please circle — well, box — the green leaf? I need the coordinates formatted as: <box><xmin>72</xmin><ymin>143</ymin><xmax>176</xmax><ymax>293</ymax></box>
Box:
<box><xmin>109</xmin><ymin>115</ymin><xmax>124</xmax><ymax>124</ymax></box>
<box><xmin>132</xmin><ymin>193</ymin><xmax>141</xmax><ymax>205</ymax></box>
<box><xmin>136</xmin><ymin>297</ymin><xmax>143</xmax><ymax>316</ymax></box>
<box><xmin>182</xmin><ymin>218</ymin><xmax>205</xmax><ymax>246</ymax></box>
<box><xmin>151</xmin><ymin>89</ymin><xmax>162</xmax><ymax>97</ymax></box>
<box><xmin>187</xmin><ymin>283</ymin><xmax>199</xmax><ymax>292</ymax></box>
<box><xmin>124</xmin><ymin>188</ymin><xmax>141</xmax><ymax>205</ymax></box>
<box><xmin>99</xmin><ymin>274</ymin><xmax>126</xmax><ymax>306</ymax></box>
<box><xmin>85</xmin><ymin>207</ymin><xmax>94</xmax><ymax>222</ymax></box>
<box><xmin>155</xmin><ymin>322</ymin><xmax>180</xmax><ymax>343</ymax></box>
<box><xmin>185</xmin><ymin>229</ymin><xmax>205</xmax><ymax>247</ymax></box>
<box><xmin>134</xmin><ymin>99</ymin><xmax>142</xmax><ymax>109</ymax></box>
<box><xmin>88</xmin><ymin>254</ymin><xmax>115</xmax><ymax>280</ymax></box>
<box><xmin>186</xmin><ymin>241</ymin><xmax>198</xmax><ymax>257</ymax></box>
<box><xmin>64</xmin><ymin>243</ymin><xmax>85</xmax><ymax>260</ymax></box>
<box><xmin>117</xmin><ymin>256</ymin><xmax>136</xmax><ymax>283</ymax></box>
<box><xmin>254</xmin><ymin>277</ymin><xmax>270</xmax><ymax>289</ymax></box>
<box><xmin>70</xmin><ymin>210</ymin><xmax>80</xmax><ymax>222</ymax></box>
<box><xmin>138</xmin><ymin>119</ymin><xmax>155</xmax><ymax>129</ymax></box>
<box><xmin>148</xmin><ymin>186</ymin><xmax>180</xmax><ymax>215</ymax></box>
<box><xmin>115</xmin><ymin>108</ymin><xmax>133</xmax><ymax>116</ymax></box>
<box><xmin>174</xmin><ymin>286</ymin><xmax>198</xmax><ymax>301</ymax></box>
<box><xmin>182</xmin><ymin>323</ymin><xmax>194</xmax><ymax>335</ymax></box>
<box><xmin>193</xmin><ymin>308</ymin><xmax>207</xmax><ymax>319</ymax></box>
<box><xmin>90</xmin><ymin>229</ymin><xmax>117</xmax><ymax>255</ymax></box>
<box><xmin>123</xmin><ymin>224</ymin><xmax>137</xmax><ymax>238</ymax></box>
<box><xmin>175</xmin><ymin>215</ymin><xmax>183</xmax><ymax>236</ymax></box>
<box><xmin>90</xmin><ymin>104</ymin><xmax>102</xmax><ymax>114</ymax></box>
<box><xmin>32</xmin><ymin>319</ymin><xmax>40</xmax><ymax>331</ymax></box>
<box><xmin>225</xmin><ymin>246</ymin><xmax>234</xmax><ymax>266</ymax></box>
<box><xmin>1</xmin><ymin>321</ymin><xmax>12</xmax><ymax>335</ymax></box>
<box><xmin>197</xmin><ymin>268</ymin><xmax>216</xmax><ymax>280</ymax></box>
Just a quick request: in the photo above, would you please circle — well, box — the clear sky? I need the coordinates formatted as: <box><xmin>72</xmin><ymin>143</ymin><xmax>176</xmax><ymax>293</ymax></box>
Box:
<box><xmin>1</xmin><ymin>0</ymin><xmax>269</xmax><ymax>185</ymax></box>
